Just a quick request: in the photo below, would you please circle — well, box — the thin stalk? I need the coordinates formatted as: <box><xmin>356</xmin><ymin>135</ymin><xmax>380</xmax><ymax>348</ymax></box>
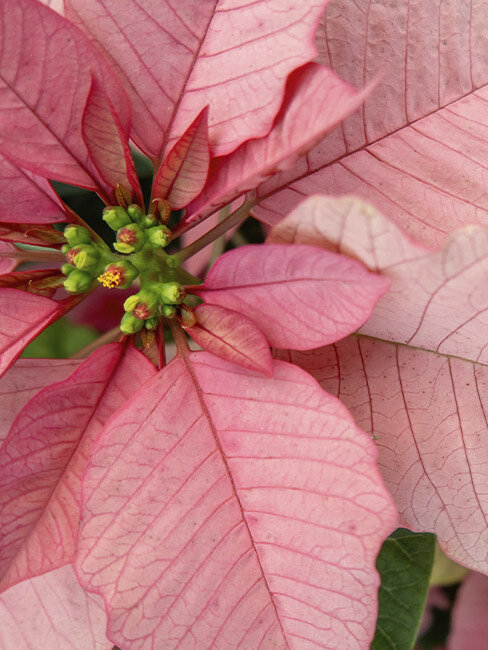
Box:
<box><xmin>70</xmin><ymin>326</ymin><xmax>121</xmax><ymax>359</ymax></box>
<box><xmin>208</xmin><ymin>204</ymin><xmax>230</xmax><ymax>267</ymax></box>
<box><xmin>166</xmin><ymin>317</ymin><xmax>190</xmax><ymax>356</ymax></box>
<box><xmin>171</xmin><ymin>193</ymin><xmax>257</xmax><ymax>265</ymax></box>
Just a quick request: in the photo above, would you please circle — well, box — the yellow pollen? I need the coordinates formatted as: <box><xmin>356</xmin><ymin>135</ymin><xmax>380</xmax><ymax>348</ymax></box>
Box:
<box><xmin>97</xmin><ymin>269</ymin><xmax>122</xmax><ymax>289</ymax></box>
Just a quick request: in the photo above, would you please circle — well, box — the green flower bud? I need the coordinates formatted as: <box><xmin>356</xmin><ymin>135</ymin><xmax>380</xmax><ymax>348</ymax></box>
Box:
<box><xmin>61</xmin><ymin>244</ymin><xmax>70</xmax><ymax>254</ymax></box>
<box><xmin>124</xmin><ymin>289</ymin><xmax>158</xmax><ymax>319</ymax></box>
<box><xmin>147</xmin><ymin>225</ymin><xmax>171</xmax><ymax>248</ymax></box>
<box><xmin>158</xmin><ymin>281</ymin><xmax>185</xmax><ymax>305</ymax></box>
<box><xmin>103</xmin><ymin>206</ymin><xmax>132</xmax><ymax>231</ymax></box>
<box><xmin>142</xmin><ymin>213</ymin><xmax>159</xmax><ymax>228</ymax></box>
<box><xmin>127</xmin><ymin>204</ymin><xmax>144</xmax><ymax>222</ymax></box>
<box><xmin>145</xmin><ymin>317</ymin><xmax>159</xmax><ymax>330</ymax></box>
<box><xmin>61</xmin><ymin>263</ymin><xmax>74</xmax><ymax>276</ymax></box>
<box><xmin>114</xmin><ymin>224</ymin><xmax>145</xmax><ymax>254</ymax></box>
<box><xmin>161</xmin><ymin>304</ymin><xmax>177</xmax><ymax>318</ymax></box>
<box><xmin>120</xmin><ymin>312</ymin><xmax>145</xmax><ymax>334</ymax></box>
<box><xmin>72</xmin><ymin>244</ymin><xmax>100</xmax><ymax>272</ymax></box>
<box><xmin>64</xmin><ymin>225</ymin><xmax>92</xmax><ymax>246</ymax></box>
<box><xmin>63</xmin><ymin>269</ymin><xmax>93</xmax><ymax>294</ymax></box>
<box><xmin>97</xmin><ymin>261</ymin><xmax>139</xmax><ymax>289</ymax></box>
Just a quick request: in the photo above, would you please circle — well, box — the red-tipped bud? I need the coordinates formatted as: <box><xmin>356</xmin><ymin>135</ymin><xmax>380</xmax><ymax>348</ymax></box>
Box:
<box><xmin>97</xmin><ymin>261</ymin><xmax>139</xmax><ymax>289</ymax></box>
<box><xmin>114</xmin><ymin>224</ymin><xmax>145</xmax><ymax>254</ymax></box>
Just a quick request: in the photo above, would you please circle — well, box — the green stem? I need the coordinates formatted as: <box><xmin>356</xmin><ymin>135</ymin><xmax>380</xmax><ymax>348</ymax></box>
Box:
<box><xmin>171</xmin><ymin>193</ymin><xmax>257</xmax><ymax>265</ymax></box>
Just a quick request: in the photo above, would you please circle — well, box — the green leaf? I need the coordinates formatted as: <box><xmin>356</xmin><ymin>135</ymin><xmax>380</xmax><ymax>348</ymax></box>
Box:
<box><xmin>372</xmin><ymin>528</ymin><xmax>436</xmax><ymax>650</ymax></box>
<box><xmin>21</xmin><ymin>317</ymin><xmax>98</xmax><ymax>358</ymax></box>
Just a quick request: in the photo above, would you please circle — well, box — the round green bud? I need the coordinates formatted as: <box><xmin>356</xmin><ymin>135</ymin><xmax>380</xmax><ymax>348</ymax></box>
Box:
<box><xmin>120</xmin><ymin>312</ymin><xmax>145</xmax><ymax>335</ymax></box>
<box><xmin>158</xmin><ymin>281</ymin><xmax>185</xmax><ymax>305</ymax></box>
<box><xmin>147</xmin><ymin>225</ymin><xmax>171</xmax><ymax>248</ymax></box>
<box><xmin>143</xmin><ymin>213</ymin><xmax>159</xmax><ymax>228</ymax></box>
<box><xmin>145</xmin><ymin>317</ymin><xmax>159</xmax><ymax>330</ymax></box>
<box><xmin>61</xmin><ymin>263</ymin><xmax>74</xmax><ymax>276</ymax></box>
<box><xmin>63</xmin><ymin>270</ymin><xmax>93</xmax><ymax>294</ymax></box>
<box><xmin>124</xmin><ymin>289</ymin><xmax>158</xmax><ymax>319</ymax></box>
<box><xmin>103</xmin><ymin>206</ymin><xmax>132</xmax><ymax>231</ymax></box>
<box><xmin>61</xmin><ymin>244</ymin><xmax>70</xmax><ymax>254</ymax></box>
<box><xmin>64</xmin><ymin>225</ymin><xmax>92</xmax><ymax>246</ymax></box>
<box><xmin>161</xmin><ymin>304</ymin><xmax>177</xmax><ymax>318</ymax></box>
<box><xmin>114</xmin><ymin>224</ymin><xmax>145</xmax><ymax>254</ymax></box>
<box><xmin>72</xmin><ymin>244</ymin><xmax>100</xmax><ymax>272</ymax></box>
<box><xmin>127</xmin><ymin>204</ymin><xmax>144</xmax><ymax>222</ymax></box>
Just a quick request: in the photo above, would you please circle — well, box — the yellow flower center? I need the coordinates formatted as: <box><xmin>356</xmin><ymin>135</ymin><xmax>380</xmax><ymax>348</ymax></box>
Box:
<box><xmin>97</xmin><ymin>268</ymin><xmax>122</xmax><ymax>289</ymax></box>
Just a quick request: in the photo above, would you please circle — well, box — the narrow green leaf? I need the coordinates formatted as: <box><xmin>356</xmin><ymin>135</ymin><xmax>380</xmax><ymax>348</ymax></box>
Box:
<box><xmin>372</xmin><ymin>528</ymin><xmax>436</xmax><ymax>650</ymax></box>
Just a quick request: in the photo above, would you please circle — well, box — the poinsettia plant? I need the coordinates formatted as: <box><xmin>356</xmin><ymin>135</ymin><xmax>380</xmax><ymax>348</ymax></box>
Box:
<box><xmin>0</xmin><ymin>0</ymin><xmax>487</xmax><ymax>648</ymax></box>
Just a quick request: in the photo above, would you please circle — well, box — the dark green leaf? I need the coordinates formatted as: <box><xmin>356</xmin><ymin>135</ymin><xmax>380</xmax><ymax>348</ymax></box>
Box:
<box><xmin>372</xmin><ymin>528</ymin><xmax>436</xmax><ymax>650</ymax></box>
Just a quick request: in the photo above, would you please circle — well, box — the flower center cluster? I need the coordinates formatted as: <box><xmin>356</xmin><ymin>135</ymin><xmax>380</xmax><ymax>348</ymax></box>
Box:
<box><xmin>61</xmin><ymin>200</ymin><xmax>197</xmax><ymax>334</ymax></box>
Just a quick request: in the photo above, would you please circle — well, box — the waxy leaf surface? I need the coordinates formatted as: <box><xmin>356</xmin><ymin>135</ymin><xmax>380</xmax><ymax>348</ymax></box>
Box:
<box><xmin>371</xmin><ymin>528</ymin><xmax>436</xmax><ymax>650</ymax></box>
<box><xmin>0</xmin><ymin>289</ymin><xmax>63</xmax><ymax>378</ymax></box>
<box><xmin>254</xmin><ymin>0</ymin><xmax>488</xmax><ymax>248</ymax></box>
<box><xmin>0</xmin><ymin>343</ymin><xmax>156</xmax><ymax>592</ymax></box>
<box><xmin>0</xmin><ymin>565</ymin><xmax>110</xmax><ymax>649</ymax></box>
<box><xmin>76</xmin><ymin>351</ymin><xmax>396</xmax><ymax>649</ymax></box>
<box><xmin>447</xmin><ymin>571</ymin><xmax>488</xmax><ymax>649</ymax></box>
<box><xmin>186</xmin><ymin>62</ymin><xmax>366</xmax><ymax>226</ymax></box>
<box><xmin>65</xmin><ymin>0</ymin><xmax>331</xmax><ymax>159</ymax></box>
<box><xmin>0</xmin><ymin>0</ymin><xmax>129</xmax><ymax>196</ymax></box>
<box><xmin>272</xmin><ymin>195</ymin><xmax>488</xmax><ymax>574</ymax></box>
<box><xmin>186</xmin><ymin>303</ymin><xmax>273</xmax><ymax>376</ymax></box>
<box><xmin>198</xmin><ymin>243</ymin><xmax>390</xmax><ymax>350</ymax></box>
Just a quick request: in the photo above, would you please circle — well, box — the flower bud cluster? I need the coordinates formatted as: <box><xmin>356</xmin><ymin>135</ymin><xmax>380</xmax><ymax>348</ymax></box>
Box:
<box><xmin>61</xmin><ymin>201</ymin><xmax>198</xmax><ymax>336</ymax></box>
<box><xmin>120</xmin><ymin>281</ymin><xmax>187</xmax><ymax>334</ymax></box>
<box><xmin>103</xmin><ymin>203</ymin><xmax>171</xmax><ymax>255</ymax></box>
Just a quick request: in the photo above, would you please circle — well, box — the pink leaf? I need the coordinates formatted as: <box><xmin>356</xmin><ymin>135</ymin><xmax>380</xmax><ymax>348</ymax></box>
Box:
<box><xmin>0</xmin><ymin>343</ymin><xmax>156</xmax><ymax>593</ymax></box>
<box><xmin>186</xmin><ymin>303</ymin><xmax>273</xmax><ymax>376</ymax></box>
<box><xmin>0</xmin><ymin>565</ymin><xmax>111</xmax><ymax>649</ymax></box>
<box><xmin>0</xmin><ymin>0</ymin><xmax>129</xmax><ymax>197</ymax></box>
<box><xmin>0</xmin><ymin>243</ymin><xmax>18</xmax><ymax>275</ymax></box>
<box><xmin>254</xmin><ymin>2</ymin><xmax>488</xmax><ymax>248</ymax></box>
<box><xmin>272</xmin><ymin>195</ymin><xmax>488</xmax><ymax>574</ymax></box>
<box><xmin>152</xmin><ymin>107</ymin><xmax>210</xmax><ymax>209</ymax></box>
<box><xmin>186</xmin><ymin>62</ymin><xmax>366</xmax><ymax>225</ymax></box>
<box><xmin>65</xmin><ymin>0</ymin><xmax>331</xmax><ymax>159</ymax></box>
<box><xmin>0</xmin><ymin>358</ymin><xmax>81</xmax><ymax>441</ymax></box>
<box><xmin>197</xmin><ymin>243</ymin><xmax>390</xmax><ymax>349</ymax></box>
<box><xmin>75</xmin><ymin>351</ymin><xmax>396</xmax><ymax>649</ymax></box>
<box><xmin>0</xmin><ymin>223</ymin><xmax>66</xmax><ymax>248</ymax></box>
<box><xmin>0</xmin><ymin>154</ymin><xmax>67</xmax><ymax>224</ymax></box>
<box><xmin>447</xmin><ymin>572</ymin><xmax>488</xmax><ymax>649</ymax></box>
<box><xmin>0</xmin><ymin>289</ymin><xmax>63</xmax><ymax>378</ymax></box>
<box><xmin>82</xmin><ymin>76</ymin><xmax>143</xmax><ymax>205</ymax></box>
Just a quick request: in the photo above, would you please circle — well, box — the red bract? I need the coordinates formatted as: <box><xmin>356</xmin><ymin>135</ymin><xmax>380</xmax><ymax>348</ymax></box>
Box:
<box><xmin>0</xmin><ymin>0</ymin><xmax>401</xmax><ymax>648</ymax></box>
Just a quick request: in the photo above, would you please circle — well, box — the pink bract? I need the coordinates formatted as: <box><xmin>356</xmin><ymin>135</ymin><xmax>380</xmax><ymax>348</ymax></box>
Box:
<box><xmin>254</xmin><ymin>2</ymin><xmax>488</xmax><ymax>249</ymax></box>
<box><xmin>271</xmin><ymin>195</ymin><xmax>488</xmax><ymax>574</ymax></box>
<box><xmin>75</xmin><ymin>352</ymin><xmax>396</xmax><ymax>649</ymax></box>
